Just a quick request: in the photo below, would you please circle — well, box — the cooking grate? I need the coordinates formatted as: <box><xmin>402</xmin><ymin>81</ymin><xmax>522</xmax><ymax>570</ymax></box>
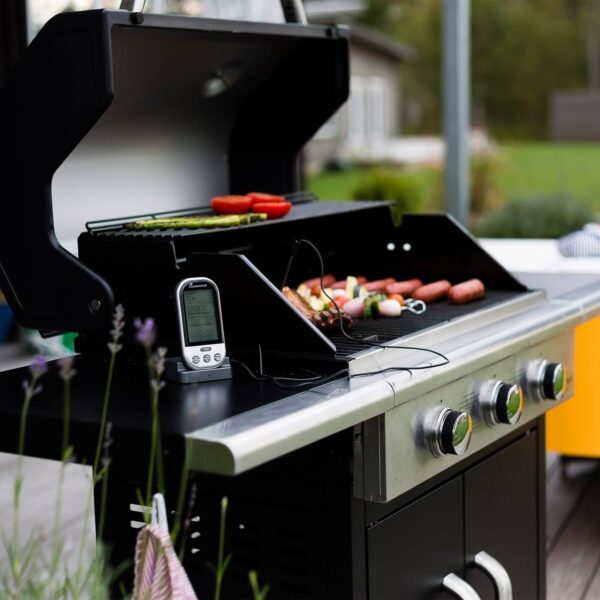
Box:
<box><xmin>330</xmin><ymin>289</ymin><xmax>525</xmax><ymax>357</ymax></box>
<box><xmin>84</xmin><ymin>195</ymin><xmax>377</xmax><ymax>239</ymax></box>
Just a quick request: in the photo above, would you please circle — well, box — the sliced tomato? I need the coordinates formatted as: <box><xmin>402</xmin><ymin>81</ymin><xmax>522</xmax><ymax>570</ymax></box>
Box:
<box><xmin>247</xmin><ymin>192</ymin><xmax>286</xmax><ymax>205</ymax></box>
<box><xmin>252</xmin><ymin>201</ymin><xmax>292</xmax><ymax>219</ymax></box>
<box><xmin>211</xmin><ymin>195</ymin><xmax>252</xmax><ymax>215</ymax></box>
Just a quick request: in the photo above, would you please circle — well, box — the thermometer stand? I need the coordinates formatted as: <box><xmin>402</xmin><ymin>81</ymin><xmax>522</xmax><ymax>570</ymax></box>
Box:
<box><xmin>165</xmin><ymin>357</ymin><xmax>232</xmax><ymax>384</ymax></box>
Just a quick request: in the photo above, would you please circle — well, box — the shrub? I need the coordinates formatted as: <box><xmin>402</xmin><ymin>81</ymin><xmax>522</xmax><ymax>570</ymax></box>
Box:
<box><xmin>473</xmin><ymin>193</ymin><xmax>595</xmax><ymax>238</ymax></box>
<box><xmin>352</xmin><ymin>170</ymin><xmax>425</xmax><ymax>220</ymax></box>
<box><xmin>470</xmin><ymin>154</ymin><xmax>502</xmax><ymax>215</ymax></box>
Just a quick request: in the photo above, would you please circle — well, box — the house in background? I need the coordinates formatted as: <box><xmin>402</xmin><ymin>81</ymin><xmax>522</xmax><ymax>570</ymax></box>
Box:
<box><xmin>303</xmin><ymin>0</ymin><xmax>415</xmax><ymax>171</ymax></box>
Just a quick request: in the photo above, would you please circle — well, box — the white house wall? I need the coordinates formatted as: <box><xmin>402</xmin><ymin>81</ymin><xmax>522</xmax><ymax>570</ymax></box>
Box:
<box><xmin>306</xmin><ymin>43</ymin><xmax>401</xmax><ymax>171</ymax></box>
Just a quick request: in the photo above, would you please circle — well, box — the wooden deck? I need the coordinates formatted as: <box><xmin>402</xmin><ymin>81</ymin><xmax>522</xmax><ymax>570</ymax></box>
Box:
<box><xmin>0</xmin><ymin>451</ymin><xmax>599</xmax><ymax>596</ymax></box>
<box><xmin>547</xmin><ymin>453</ymin><xmax>600</xmax><ymax>600</ymax></box>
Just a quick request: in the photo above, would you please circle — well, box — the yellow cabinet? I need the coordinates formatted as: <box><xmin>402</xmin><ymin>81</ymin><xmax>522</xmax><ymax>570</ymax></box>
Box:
<box><xmin>547</xmin><ymin>315</ymin><xmax>600</xmax><ymax>456</ymax></box>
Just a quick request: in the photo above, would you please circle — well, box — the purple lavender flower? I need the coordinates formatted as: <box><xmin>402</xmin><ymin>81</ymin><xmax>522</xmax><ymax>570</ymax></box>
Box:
<box><xmin>23</xmin><ymin>354</ymin><xmax>47</xmax><ymax>398</ymax></box>
<box><xmin>57</xmin><ymin>355</ymin><xmax>77</xmax><ymax>382</ymax></box>
<box><xmin>134</xmin><ymin>317</ymin><xmax>156</xmax><ymax>349</ymax></box>
<box><xmin>108</xmin><ymin>304</ymin><xmax>125</xmax><ymax>354</ymax></box>
<box><xmin>29</xmin><ymin>355</ymin><xmax>47</xmax><ymax>379</ymax></box>
<box><xmin>150</xmin><ymin>347</ymin><xmax>168</xmax><ymax>392</ymax></box>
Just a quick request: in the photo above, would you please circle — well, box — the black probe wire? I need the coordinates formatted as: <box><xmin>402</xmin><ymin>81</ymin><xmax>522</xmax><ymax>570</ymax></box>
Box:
<box><xmin>232</xmin><ymin>238</ymin><xmax>451</xmax><ymax>389</ymax></box>
<box><xmin>230</xmin><ymin>357</ymin><xmax>350</xmax><ymax>390</ymax></box>
<box><xmin>292</xmin><ymin>238</ymin><xmax>451</xmax><ymax>371</ymax></box>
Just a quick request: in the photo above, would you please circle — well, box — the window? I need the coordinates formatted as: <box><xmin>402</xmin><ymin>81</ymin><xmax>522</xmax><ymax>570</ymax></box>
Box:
<box><xmin>347</xmin><ymin>75</ymin><xmax>389</xmax><ymax>147</ymax></box>
<box><xmin>347</xmin><ymin>75</ymin><xmax>366</xmax><ymax>147</ymax></box>
<box><xmin>367</xmin><ymin>76</ymin><xmax>387</xmax><ymax>143</ymax></box>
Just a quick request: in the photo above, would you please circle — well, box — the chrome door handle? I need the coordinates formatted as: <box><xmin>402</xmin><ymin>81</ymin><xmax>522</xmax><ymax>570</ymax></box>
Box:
<box><xmin>474</xmin><ymin>551</ymin><xmax>513</xmax><ymax>600</ymax></box>
<box><xmin>443</xmin><ymin>573</ymin><xmax>481</xmax><ymax>600</ymax></box>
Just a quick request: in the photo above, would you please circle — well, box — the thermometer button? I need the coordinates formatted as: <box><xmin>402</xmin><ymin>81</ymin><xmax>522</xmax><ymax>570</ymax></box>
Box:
<box><xmin>203</xmin><ymin>354</ymin><xmax>211</xmax><ymax>363</ymax></box>
<box><xmin>214</xmin><ymin>353</ymin><xmax>222</xmax><ymax>362</ymax></box>
<box><xmin>192</xmin><ymin>355</ymin><xmax>200</xmax><ymax>365</ymax></box>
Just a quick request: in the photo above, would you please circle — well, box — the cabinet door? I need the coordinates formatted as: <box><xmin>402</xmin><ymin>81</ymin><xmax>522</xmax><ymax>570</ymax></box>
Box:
<box><xmin>367</xmin><ymin>477</ymin><xmax>464</xmax><ymax>599</ymax></box>
<box><xmin>464</xmin><ymin>432</ymin><xmax>539</xmax><ymax>599</ymax></box>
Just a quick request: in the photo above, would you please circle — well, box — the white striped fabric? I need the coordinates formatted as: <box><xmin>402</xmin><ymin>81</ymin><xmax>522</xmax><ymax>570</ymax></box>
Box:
<box><xmin>132</xmin><ymin>524</ymin><xmax>198</xmax><ymax>600</ymax></box>
<box><xmin>558</xmin><ymin>223</ymin><xmax>600</xmax><ymax>257</ymax></box>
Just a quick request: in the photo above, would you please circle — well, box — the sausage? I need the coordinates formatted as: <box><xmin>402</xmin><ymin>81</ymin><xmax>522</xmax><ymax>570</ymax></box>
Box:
<box><xmin>412</xmin><ymin>280</ymin><xmax>451</xmax><ymax>303</ymax></box>
<box><xmin>331</xmin><ymin>276</ymin><xmax>367</xmax><ymax>289</ymax></box>
<box><xmin>448</xmin><ymin>279</ymin><xmax>485</xmax><ymax>304</ymax></box>
<box><xmin>304</xmin><ymin>274</ymin><xmax>335</xmax><ymax>290</ymax></box>
<box><xmin>385</xmin><ymin>279</ymin><xmax>423</xmax><ymax>297</ymax></box>
<box><xmin>282</xmin><ymin>286</ymin><xmax>316</xmax><ymax>320</ymax></box>
<box><xmin>364</xmin><ymin>277</ymin><xmax>396</xmax><ymax>292</ymax></box>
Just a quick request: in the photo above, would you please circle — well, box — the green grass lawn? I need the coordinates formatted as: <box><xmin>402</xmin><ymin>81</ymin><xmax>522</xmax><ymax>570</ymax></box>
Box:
<box><xmin>307</xmin><ymin>142</ymin><xmax>600</xmax><ymax>210</ymax></box>
<box><xmin>307</xmin><ymin>165</ymin><xmax>442</xmax><ymax>209</ymax></box>
<box><xmin>496</xmin><ymin>143</ymin><xmax>600</xmax><ymax>207</ymax></box>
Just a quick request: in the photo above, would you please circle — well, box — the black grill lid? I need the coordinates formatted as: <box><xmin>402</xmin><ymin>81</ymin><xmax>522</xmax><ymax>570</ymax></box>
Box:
<box><xmin>0</xmin><ymin>9</ymin><xmax>349</xmax><ymax>334</ymax></box>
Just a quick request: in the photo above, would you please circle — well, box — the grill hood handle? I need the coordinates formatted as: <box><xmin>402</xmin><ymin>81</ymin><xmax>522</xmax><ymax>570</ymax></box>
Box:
<box><xmin>280</xmin><ymin>0</ymin><xmax>308</xmax><ymax>24</ymax></box>
<box><xmin>119</xmin><ymin>0</ymin><xmax>308</xmax><ymax>24</ymax></box>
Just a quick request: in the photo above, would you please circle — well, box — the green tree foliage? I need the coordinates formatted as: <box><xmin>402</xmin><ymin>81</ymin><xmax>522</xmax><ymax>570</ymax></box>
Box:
<box><xmin>362</xmin><ymin>0</ymin><xmax>588</xmax><ymax>139</ymax></box>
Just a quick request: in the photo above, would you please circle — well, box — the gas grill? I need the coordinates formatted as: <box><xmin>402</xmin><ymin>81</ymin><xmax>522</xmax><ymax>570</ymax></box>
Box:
<box><xmin>1</xmin><ymin>6</ymin><xmax>598</xmax><ymax>599</ymax></box>
<box><xmin>76</xmin><ymin>196</ymin><xmax>534</xmax><ymax>369</ymax></box>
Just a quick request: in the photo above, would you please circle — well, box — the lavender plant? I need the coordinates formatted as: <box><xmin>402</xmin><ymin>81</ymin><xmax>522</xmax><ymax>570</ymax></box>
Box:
<box><xmin>208</xmin><ymin>496</ymin><xmax>233</xmax><ymax>600</ymax></box>
<box><xmin>133</xmin><ymin>317</ymin><xmax>167</xmax><ymax>508</ymax></box>
<box><xmin>0</xmin><ymin>305</ymin><xmax>126</xmax><ymax>598</ymax></box>
<box><xmin>1</xmin><ymin>306</ymin><xmax>268</xmax><ymax>599</ymax></box>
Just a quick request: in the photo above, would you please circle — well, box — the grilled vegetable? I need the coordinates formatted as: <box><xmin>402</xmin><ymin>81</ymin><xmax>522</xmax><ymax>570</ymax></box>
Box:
<box><xmin>387</xmin><ymin>294</ymin><xmax>405</xmax><ymax>305</ymax></box>
<box><xmin>211</xmin><ymin>195</ymin><xmax>252</xmax><ymax>215</ymax></box>
<box><xmin>363</xmin><ymin>296</ymin><xmax>380</xmax><ymax>318</ymax></box>
<box><xmin>252</xmin><ymin>201</ymin><xmax>292</xmax><ymax>219</ymax></box>
<box><xmin>332</xmin><ymin>276</ymin><xmax>367</xmax><ymax>289</ymax></box>
<box><xmin>126</xmin><ymin>213</ymin><xmax>267</xmax><ymax>230</ymax></box>
<box><xmin>247</xmin><ymin>192</ymin><xmax>286</xmax><ymax>205</ymax></box>
<box><xmin>379</xmin><ymin>299</ymin><xmax>402</xmax><ymax>317</ymax></box>
<box><xmin>342</xmin><ymin>298</ymin><xmax>365</xmax><ymax>318</ymax></box>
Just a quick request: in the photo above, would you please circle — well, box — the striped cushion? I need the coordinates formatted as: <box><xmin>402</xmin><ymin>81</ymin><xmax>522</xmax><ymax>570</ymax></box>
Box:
<box><xmin>558</xmin><ymin>224</ymin><xmax>600</xmax><ymax>257</ymax></box>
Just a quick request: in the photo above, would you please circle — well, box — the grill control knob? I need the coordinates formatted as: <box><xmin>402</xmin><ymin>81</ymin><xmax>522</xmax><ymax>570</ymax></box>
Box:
<box><xmin>478</xmin><ymin>380</ymin><xmax>523</xmax><ymax>426</ymax></box>
<box><xmin>424</xmin><ymin>407</ymin><xmax>473</xmax><ymax>458</ymax></box>
<box><xmin>526</xmin><ymin>360</ymin><xmax>567</xmax><ymax>402</ymax></box>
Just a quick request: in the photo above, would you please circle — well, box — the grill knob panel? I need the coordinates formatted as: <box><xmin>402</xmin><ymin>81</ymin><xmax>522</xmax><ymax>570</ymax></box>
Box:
<box><xmin>479</xmin><ymin>380</ymin><xmax>523</xmax><ymax>426</ymax></box>
<box><xmin>526</xmin><ymin>360</ymin><xmax>567</xmax><ymax>402</ymax></box>
<box><xmin>425</xmin><ymin>407</ymin><xmax>473</xmax><ymax>457</ymax></box>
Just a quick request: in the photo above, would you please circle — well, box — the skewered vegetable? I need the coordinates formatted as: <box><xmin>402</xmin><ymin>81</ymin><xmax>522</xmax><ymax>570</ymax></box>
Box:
<box><xmin>379</xmin><ymin>299</ymin><xmax>402</xmax><ymax>317</ymax></box>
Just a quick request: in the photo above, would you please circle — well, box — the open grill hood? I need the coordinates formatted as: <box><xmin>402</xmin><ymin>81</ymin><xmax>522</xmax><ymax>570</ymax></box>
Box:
<box><xmin>0</xmin><ymin>9</ymin><xmax>349</xmax><ymax>335</ymax></box>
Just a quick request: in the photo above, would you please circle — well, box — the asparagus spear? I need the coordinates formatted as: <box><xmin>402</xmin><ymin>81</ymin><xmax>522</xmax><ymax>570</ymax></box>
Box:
<box><xmin>126</xmin><ymin>213</ymin><xmax>267</xmax><ymax>230</ymax></box>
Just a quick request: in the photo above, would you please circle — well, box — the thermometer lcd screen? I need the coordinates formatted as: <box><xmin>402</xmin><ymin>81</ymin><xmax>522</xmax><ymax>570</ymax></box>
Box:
<box><xmin>183</xmin><ymin>287</ymin><xmax>222</xmax><ymax>345</ymax></box>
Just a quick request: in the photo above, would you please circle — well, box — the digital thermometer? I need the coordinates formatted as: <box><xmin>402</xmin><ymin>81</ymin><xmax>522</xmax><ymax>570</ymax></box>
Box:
<box><xmin>175</xmin><ymin>277</ymin><xmax>226</xmax><ymax>371</ymax></box>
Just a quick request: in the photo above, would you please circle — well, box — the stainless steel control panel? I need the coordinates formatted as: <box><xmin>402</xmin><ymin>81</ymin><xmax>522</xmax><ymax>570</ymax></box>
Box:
<box><xmin>355</xmin><ymin>331</ymin><xmax>574</xmax><ymax>503</ymax></box>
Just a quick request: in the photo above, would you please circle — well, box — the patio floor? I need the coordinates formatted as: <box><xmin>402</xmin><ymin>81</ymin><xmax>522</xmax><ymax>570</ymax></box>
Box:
<box><xmin>547</xmin><ymin>453</ymin><xmax>600</xmax><ymax>600</ymax></box>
